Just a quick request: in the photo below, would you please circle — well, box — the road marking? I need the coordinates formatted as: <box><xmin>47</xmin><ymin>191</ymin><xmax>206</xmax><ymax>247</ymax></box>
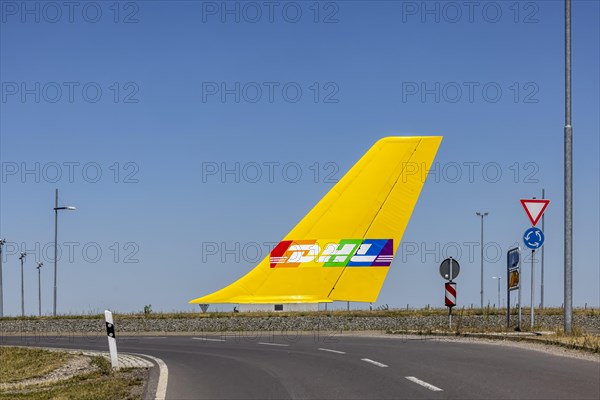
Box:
<box><xmin>129</xmin><ymin>353</ymin><xmax>169</xmax><ymax>400</ymax></box>
<box><xmin>140</xmin><ymin>337</ymin><xmax>168</xmax><ymax>339</ymax></box>
<box><xmin>361</xmin><ymin>358</ymin><xmax>388</xmax><ymax>367</ymax></box>
<box><xmin>318</xmin><ymin>348</ymin><xmax>346</xmax><ymax>354</ymax></box>
<box><xmin>405</xmin><ymin>376</ymin><xmax>443</xmax><ymax>392</ymax></box>
<box><xmin>258</xmin><ymin>342</ymin><xmax>289</xmax><ymax>347</ymax></box>
<box><xmin>192</xmin><ymin>337</ymin><xmax>226</xmax><ymax>342</ymax></box>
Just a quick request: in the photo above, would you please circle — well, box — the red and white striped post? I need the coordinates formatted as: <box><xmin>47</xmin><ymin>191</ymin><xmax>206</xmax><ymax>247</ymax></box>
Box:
<box><xmin>445</xmin><ymin>282</ymin><xmax>457</xmax><ymax>328</ymax></box>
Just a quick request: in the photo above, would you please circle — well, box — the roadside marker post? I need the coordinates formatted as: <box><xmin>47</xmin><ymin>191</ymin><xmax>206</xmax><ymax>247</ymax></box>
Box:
<box><xmin>104</xmin><ymin>310</ymin><xmax>119</xmax><ymax>369</ymax></box>
<box><xmin>445</xmin><ymin>282</ymin><xmax>456</xmax><ymax>328</ymax></box>
<box><xmin>440</xmin><ymin>257</ymin><xmax>459</xmax><ymax>329</ymax></box>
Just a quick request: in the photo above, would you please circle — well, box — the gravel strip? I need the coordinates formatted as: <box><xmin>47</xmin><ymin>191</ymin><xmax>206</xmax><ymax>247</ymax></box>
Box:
<box><xmin>2</xmin><ymin>314</ymin><xmax>598</xmax><ymax>334</ymax></box>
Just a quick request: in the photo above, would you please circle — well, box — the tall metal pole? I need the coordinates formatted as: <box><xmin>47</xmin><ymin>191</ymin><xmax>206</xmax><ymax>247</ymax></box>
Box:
<box><xmin>564</xmin><ymin>0</ymin><xmax>573</xmax><ymax>335</ymax></box>
<box><xmin>51</xmin><ymin>190</ymin><xmax>75</xmax><ymax>317</ymax></box>
<box><xmin>19</xmin><ymin>252</ymin><xmax>26</xmax><ymax>316</ymax></box>
<box><xmin>0</xmin><ymin>239</ymin><xmax>5</xmax><ymax>318</ymax></box>
<box><xmin>53</xmin><ymin>189</ymin><xmax>58</xmax><ymax>317</ymax></box>
<box><xmin>541</xmin><ymin>188</ymin><xmax>545</xmax><ymax>309</ymax></box>
<box><xmin>497</xmin><ymin>277</ymin><xmax>501</xmax><ymax>308</ymax></box>
<box><xmin>531</xmin><ymin>250</ymin><xmax>535</xmax><ymax>329</ymax></box>
<box><xmin>480</xmin><ymin>216</ymin><xmax>484</xmax><ymax>309</ymax></box>
<box><xmin>476</xmin><ymin>212</ymin><xmax>488</xmax><ymax>309</ymax></box>
<box><xmin>38</xmin><ymin>264</ymin><xmax>42</xmax><ymax>316</ymax></box>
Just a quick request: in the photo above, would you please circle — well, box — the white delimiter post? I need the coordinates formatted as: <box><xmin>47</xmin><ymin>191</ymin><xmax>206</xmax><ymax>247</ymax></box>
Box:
<box><xmin>104</xmin><ymin>310</ymin><xmax>120</xmax><ymax>369</ymax></box>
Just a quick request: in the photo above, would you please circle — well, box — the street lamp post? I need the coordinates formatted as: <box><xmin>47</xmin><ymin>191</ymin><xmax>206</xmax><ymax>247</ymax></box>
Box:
<box><xmin>492</xmin><ymin>276</ymin><xmax>502</xmax><ymax>308</ymax></box>
<box><xmin>476</xmin><ymin>212</ymin><xmax>488</xmax><ymax>309</ymax></box>
<box><xmin>53</xmin><ymin>189</ymin><xmax>76</xmax><ymax>317</ymax></box>
<box><xmin>19</xmin><ymin>252</ymin><xmax>27</xmax><ymax>316</ymax></box>
<box><xmin>0</xmin><ymin>238</ymin><xmax>5</xmax><ymax>318</ymax></box>
<box><xmin>564</xmin><ymin>0</ymin><xmax>573</xmax><ymax>335</ymax></box>
<box><xmin>37</xmin><ymin>262</ymin><xmax>43</xmax><ymax>317</ymax></box>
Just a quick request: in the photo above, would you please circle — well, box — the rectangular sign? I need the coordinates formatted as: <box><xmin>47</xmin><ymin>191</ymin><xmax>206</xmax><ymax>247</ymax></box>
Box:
<box><xmin>508</xmin><ymin>269</ymin><xmax>520</xmax><ymax>291</ymax></box>
<box><xmin>507</xmin><ymin>247</ymin><xmax>520</xmax><ymax>291</ymax></box>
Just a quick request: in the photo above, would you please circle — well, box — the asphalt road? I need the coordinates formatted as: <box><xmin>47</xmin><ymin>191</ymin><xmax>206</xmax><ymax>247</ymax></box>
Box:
<box><xmin>2</xmin><ymin>333</ymin><xmax>599</xmax><ymax>399</ymax></box>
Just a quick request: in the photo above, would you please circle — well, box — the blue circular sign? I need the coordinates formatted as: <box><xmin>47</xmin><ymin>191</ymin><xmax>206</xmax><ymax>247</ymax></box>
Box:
<box><xmin>523</xmin><ymin>227</ymin><xmax>545</xmax><ymax>249</ymax></box>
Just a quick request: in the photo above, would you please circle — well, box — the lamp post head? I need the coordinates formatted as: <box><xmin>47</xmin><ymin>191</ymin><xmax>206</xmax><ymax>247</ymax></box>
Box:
<box><xmin>37</xmin><ymin>262</ymin><xmax>43</xmax><ymax>269</ymax></box>
<box><xmin>19</xmin><ymin>252</ymin><xmax>26</xmax><ymax>260</ymax></box>
<box><xmin>0</xmin><ymin>238</ymin><xmax>5</xmax><ymax>246</ymax></box>
<box><xmin>55</xmin><ymin>206</ymin><xmax>76</xmax><ymax>211</ymax></box>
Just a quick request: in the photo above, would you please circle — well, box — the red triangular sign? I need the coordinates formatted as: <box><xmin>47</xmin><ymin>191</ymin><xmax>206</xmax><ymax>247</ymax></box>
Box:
<box><xmin>520</xmin><ymin>199</ymin><xmax>550</xmax><ymax>226</ymax></box>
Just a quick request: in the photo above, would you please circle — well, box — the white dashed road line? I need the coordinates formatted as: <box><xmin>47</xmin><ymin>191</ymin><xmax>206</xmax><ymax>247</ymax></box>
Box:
<box><xmin>405</xmin><ymin>376</ymin><xmax>443</xmax><ymax>392</ymax></box>
<box><xmin>258</xmin><ymin>342</ymin><xmax>289</xmax><ymax>347</ymax></box>
<box><xmin>192</xmin><ymin>337</ymin><xmax>226</xmax><ymax>342</ymax></box>
<box><xmin>361</xmin><ymin>358</ymin><xmax>388</xmax><ymax>368</ymax></box>
<box><xmin>318</xmin><ymin>348</ymin><xmax>346</xmax><ymax>354</ymax></box>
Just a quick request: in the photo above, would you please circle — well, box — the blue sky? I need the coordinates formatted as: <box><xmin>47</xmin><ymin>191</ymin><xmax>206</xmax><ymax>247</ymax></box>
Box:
<box><xmin>0</xmin><ymin>0</ymin><xmax>598</xmax><ymax>315</ymax></box>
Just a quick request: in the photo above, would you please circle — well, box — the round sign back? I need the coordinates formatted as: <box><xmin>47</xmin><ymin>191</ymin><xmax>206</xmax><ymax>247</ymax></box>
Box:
<box><xmin>439</xmin><ymin>258</ymin><xmax>460</xmax><ymax>280</ymax></box>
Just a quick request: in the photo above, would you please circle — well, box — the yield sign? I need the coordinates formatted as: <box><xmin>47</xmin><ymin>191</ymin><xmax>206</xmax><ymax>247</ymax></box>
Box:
<box><xmin>520</xmin><ymin>199</ymin><xmax>550</xmax><ymax>226</ymax></box>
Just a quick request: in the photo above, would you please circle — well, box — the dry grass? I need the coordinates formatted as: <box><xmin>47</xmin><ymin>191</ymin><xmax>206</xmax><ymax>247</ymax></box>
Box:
<box><xmin>0</xmin><ymin>350</ymin><xmax>147</xmax><ymax>400</ymax></box>
<box><xmin>0</xmin><ymin>347</ymin><xmax>71</xmax><ymax>383</ymax></box>
<box><xmin>545</xmin><ymin>325</ymin><xmax>600</xmax><ymax>353</ymax></box>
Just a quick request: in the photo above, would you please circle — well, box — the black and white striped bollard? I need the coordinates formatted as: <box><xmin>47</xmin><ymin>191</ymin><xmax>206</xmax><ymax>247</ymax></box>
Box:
<box><xmin>104</xmin><ymin>310</ymin><xmax>119</xmax><ymax>369</ymax></box>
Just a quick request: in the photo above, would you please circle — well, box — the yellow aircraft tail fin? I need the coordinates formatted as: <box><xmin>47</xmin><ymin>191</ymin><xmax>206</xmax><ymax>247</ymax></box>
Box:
<box><xmin>189</xmin><ymin>136</ymin><xmax>442</xmax><ymax>304</ymax></box>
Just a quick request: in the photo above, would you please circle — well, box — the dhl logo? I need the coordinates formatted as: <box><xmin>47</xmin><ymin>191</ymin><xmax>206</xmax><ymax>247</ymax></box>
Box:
<box><xmin>270</xmin><ymin>239</ymin><xmax>393</xmax><ymax>268</ymax></box>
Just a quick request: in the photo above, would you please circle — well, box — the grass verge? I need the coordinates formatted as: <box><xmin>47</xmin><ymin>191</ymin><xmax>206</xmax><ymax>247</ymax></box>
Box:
<box><xmin>0</xmin><ymin>349</ymin><xmax>148</xmax><ymax>400</ymax></box>
<box><xmin>0</xmin><ymin>347</ymin><xmax>71</xmax><ymax>383</ymax></box>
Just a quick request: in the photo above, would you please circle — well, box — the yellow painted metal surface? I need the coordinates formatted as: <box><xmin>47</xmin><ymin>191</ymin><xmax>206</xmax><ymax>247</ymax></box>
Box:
<box><xmin>189</xmin><ymin>136</ymin><xmax>442</xmax><ymax>304</ymax></box>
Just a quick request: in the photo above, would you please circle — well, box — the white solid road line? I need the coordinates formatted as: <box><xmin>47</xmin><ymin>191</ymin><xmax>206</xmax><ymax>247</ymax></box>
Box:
<box><xmin>361</xmin><ymin>358</ymin><xmax>388</xmax><ymax>368</ymax></box>
<box><xmin>130</xmin><ymin>353</ymin><xmax>169</xmax><ymax>400</ymax></box>
<box><xmin>258</xmin><ymin>342</ymin><xmax>290</xmax><ymax>347</ymax></box>
<box><xmin>318</xmin><ymin>348</ymin><xmax>346</xmax><ymax>354</ymax></box>
<box><xmin>405</xmin><ymin>376</ymin><xmax>443</xmax><ymax>392</ymax></box>
<box><xmin>192</xmin><ymin>337</ymin><xmax>226</xmax><ymax>342</ymax></box>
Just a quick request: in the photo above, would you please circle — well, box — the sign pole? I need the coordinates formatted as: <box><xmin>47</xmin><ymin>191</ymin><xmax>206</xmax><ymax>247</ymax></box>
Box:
<box><xmin>530</xmin><ymin>250</ymin><xmax>535</xmax><ymax>329</ymax></box>
<box><xmin>520</xmin><ymin>198</ymin><xmax>548</xmax><ymax>331</ymax></box>
<box><xmin>518</xmin><ymin>247</ymin><xmax>522</xmax><ymax>331</ymax></box>
<box><xmin>541</xmin><ymin>188</ymin><xmax>545</xmax><ymax>309</ymax></box>
<box><xmin>449</xmin><ymin>257</ymin><xmax>452</xmax><ymax>329</ymax></box>
<box><xmin>507</xmin><ymin>275</ymin><xmax>510</xmax><ymax>329</ymax></box>
<box><xmin>507</xmin><ymin>247</ymin><xmax>520</xmax><ymax>329</ymax></box>
<box><xmin>440</xmin><ymin>257</ymin><xmax>458</xmax><ymax>330</ymax></box>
